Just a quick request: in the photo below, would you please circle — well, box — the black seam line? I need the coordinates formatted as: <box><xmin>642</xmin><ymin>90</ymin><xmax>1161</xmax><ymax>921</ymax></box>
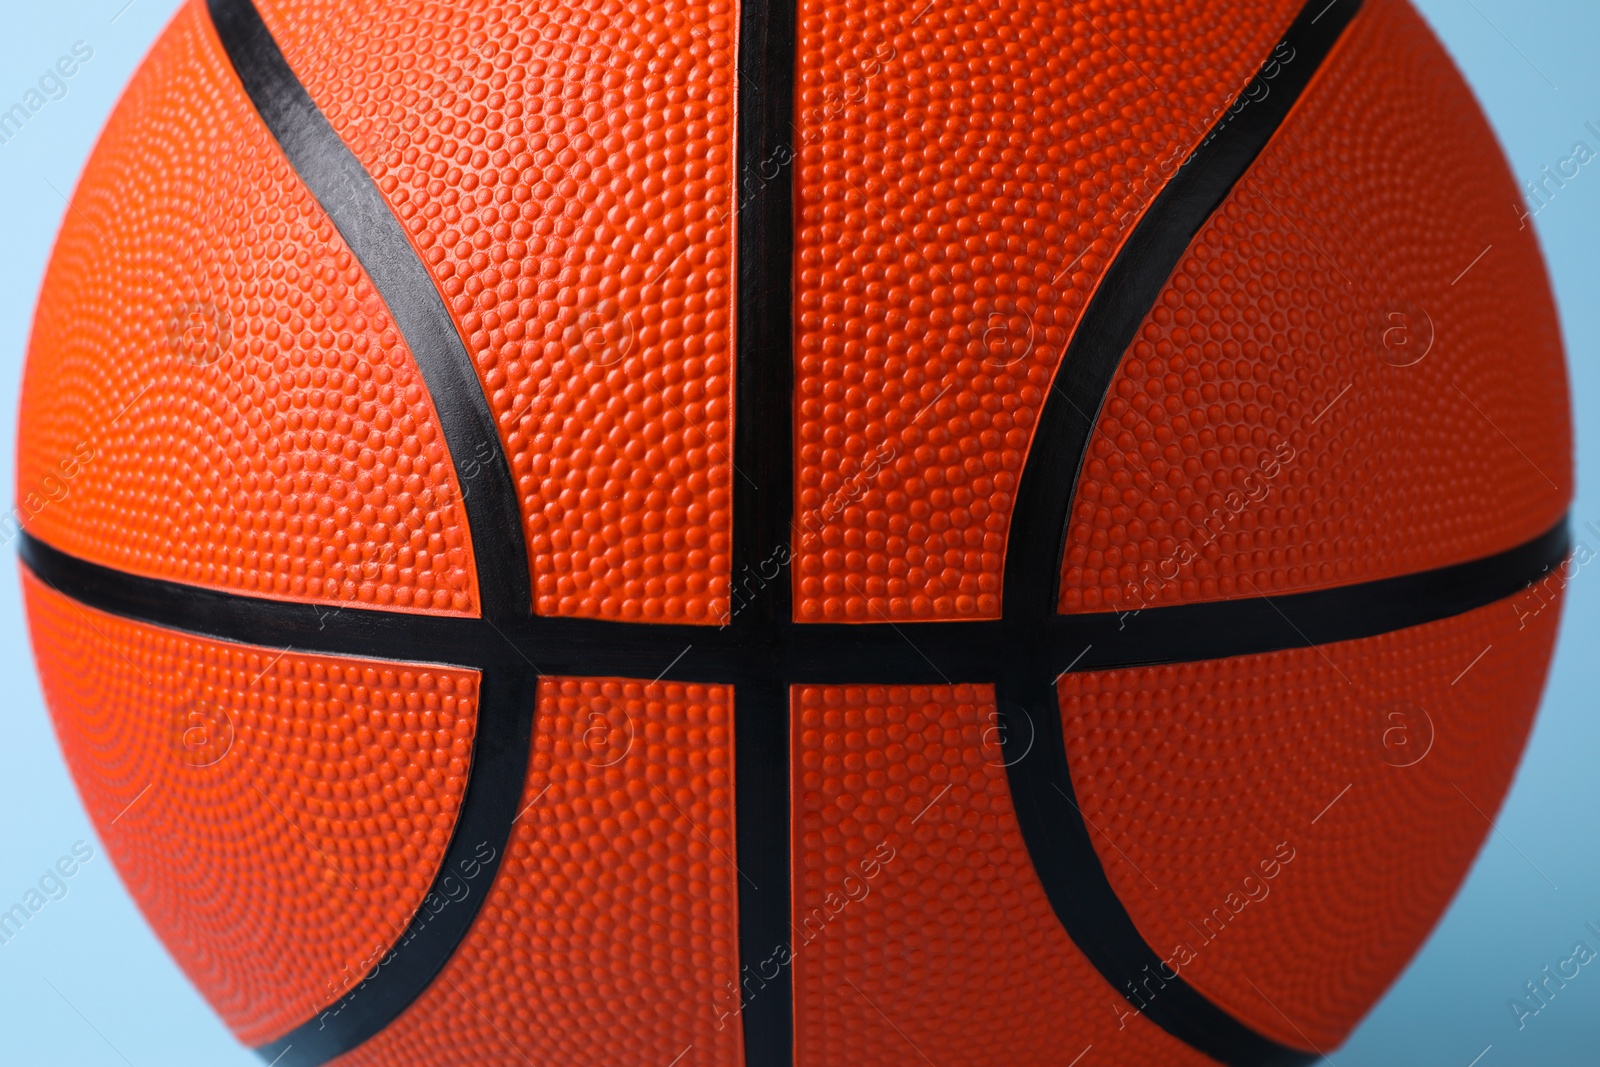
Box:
<box><xmin>203</xmin><ymin>2</ymin><xmax>533</xmax><ymax>1064</ymax></box>
<box><xmin>83</xmin><ymin>0</ymin><xmax>1545</xmax><ymax>1063</ymax></box>
<box><xmin>20</xmin><ymin>517</ymin><xmax>1568</xmax><ymax>687</ymax></box>
<box><xmin>204</xmin><ymin>0</ymin><xmax>530</xmax><ymax>618</ymax></box>
<box><xmin>19</xmin><ymin>520</ymin><xmax>1568</xmax><ymax>1064</ymax></box>
<box><xmin>18</xmin><ymin>518</ymin><xmax>1569</xmax><ymax>1066</ymax></box>
<box><xmin>729</xmin><ymin>0</ymin><xmax>798</xmax><ymax>1061</ymax></box>
<box><xmin>1000</xmin><ymin>0</ymin><xmax>1368</xmax><ymax>1064</ymax></box>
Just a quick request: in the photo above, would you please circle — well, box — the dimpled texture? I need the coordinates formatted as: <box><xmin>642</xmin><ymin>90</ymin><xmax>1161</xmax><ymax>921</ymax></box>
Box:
<box><xmin>328</xmin><ymin>678</ymin><xmax>741</xmax><ymax>1067</ymax></box>
<box><xmin>22</xmin><ymin>570</ymin><xmax>478</xmax><ymax>1045</ymax></box>
<box><xmin>256</xmin><ymin>0</ymin><xmax>735</xmax><ymax>624</ymax></box>
<box><xmin>791</xmin><ymin>684</ymin><xmax>1220</xmax><ymax>1067</ymax></box>
<box><xmin>18</xmin><ymin>3</ymin><xmax>478</xmax><ymax>615</ymax></box>
<box><xmin>1059</xmin><ymin>0</ymin><xmax>1572</xmax><ymax>613</ymax></box>
<box><xmin>1060</xmin><ymin>593</ymin><xmax>1564</xmax><ymax>1048</ymax></box>
<box><xmin>791</xmin><ymin>0</ymin><xmax>1306</xmax><ymax>621</ymax></box>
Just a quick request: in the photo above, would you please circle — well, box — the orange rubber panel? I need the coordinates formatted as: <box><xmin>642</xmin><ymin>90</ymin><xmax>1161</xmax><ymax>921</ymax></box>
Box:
<box><xmin>790</xmin><ymin>0</ymin><xmax>1309</xmax><ymax>622</ymax></box>
<box><xmin>328</xmin><ymin>677</ymin><xmax>742</xmax><ymax>1067</ymax></box>
<box><xmin>1060</xmin><ymin>590</ymin><xmax>1564</xmax><ymax>1049</ymax></box>
<box><xmin>791</xmin><ymin>684</ymin><xmax>1221</xmax><ymax>1067</ymax></box>
<box><xmin>254</xmin><ymin>0</ymin><xmax>736</xmax><ymax>625</ymax></box>
<box><xmin>1059</xmin><ymin>0</ymin><xmax>1572</xmax><ymax>613</ymax></box>
<box><xmin>22</xmin><ymin>569</ymin><xmax>479</xmax><ymax>1045</ymax></box>
<box><xmin>18</xmin><ymin>2</ymin><xmax>478</xmax><ymax>616</ymax></box>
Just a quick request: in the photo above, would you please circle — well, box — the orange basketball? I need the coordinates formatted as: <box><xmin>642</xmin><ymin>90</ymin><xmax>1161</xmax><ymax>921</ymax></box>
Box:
<box><xmin>18</xmin><ymin>0</ymin><xmax>1570</xmax><ymax>1064</ymax></box>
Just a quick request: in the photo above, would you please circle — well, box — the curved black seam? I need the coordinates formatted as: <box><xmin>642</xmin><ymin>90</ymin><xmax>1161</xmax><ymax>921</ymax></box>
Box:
<box><xmin>255</xmin><ymin>665</ymin><xmax>535</xmax><ymax>1067</ymax></box>
<box><xmin>47</xmin><ymin>0</ymin><xmax>1540</xmax><ymax>1063</ymax></box>
<box><xmin>998</xmin><ymin>1</ymin><xmax>1367</xmax><ymax>1065</ymax></box>
<box><xmin>24</xmin><ymin>502</ymin><xmax>1565</xmax><ymax>1065</ymax></box>
<box><xmin>204</xmin><ymin>0</ymin><xmax>529</xmax><ymax>618</ymax></box>
<box><xmin>1002</xmin><ymin>0</ymin><xmax>1365</xmax><ymax>627</ymax></box>
<box><xmin>20</xmin><ymin>519</ymin><xmax>1567</xmax><ymax>687</ymax></box>
<box><xmin>202</xmin><ymin>2</ymin><xmax>534</xmax><ymax>1063</ymax></box>
<box><xmin>20</xmin><ymin>503</ymin><xmax>1565</xmax><ymax>1067</ymax></box>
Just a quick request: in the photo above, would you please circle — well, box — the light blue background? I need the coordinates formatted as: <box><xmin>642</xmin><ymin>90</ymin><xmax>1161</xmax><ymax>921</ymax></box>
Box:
<box><xmin>0</xmin><ymin>1</ymin><xmax>1595</xmax><ymax>1063</ymax></box>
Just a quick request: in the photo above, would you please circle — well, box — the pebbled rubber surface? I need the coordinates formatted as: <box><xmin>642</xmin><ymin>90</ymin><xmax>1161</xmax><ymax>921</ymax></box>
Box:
<box><xmin>1058</xmin><ymin>0</ymin><xmax>1572</xmax><ymax>614</ymax></box>
<box><xmin>791</xmin><ymin>683</ymin><xmax>1223</xmax><ymax>1067</ymax></box>
<box><xmin>324</xmin><ymin>678</ymin><xmax>743</xmax><ymax>1067</ymax></box>
<box><xmin>790</xmin><ymin>0</ymin><xmax>1308</xmax><ymax>622</ymax></box>
<box><xmin>18</xmin><ymin>3</ymin><xmax>479</xmax><ymax>617</ymax></box>
<box><xmin>251</xmin><ymin>0</ymin><xmax>738</xmax><ymax>625</ymax></box>
<box><xmin>16</xmin><ymin>0</ymin><xmax>1574</xmax><ymax>1062</ymax></box>
<box><xmin>22</xmin><ymin>568</ymin><xmax>479</xmax><ymax>1045</ymax></box>
<box><xmin>1060</xmin><ymin>592</ymin><xmax>1564</xmax><ymax>1048</ymax></box>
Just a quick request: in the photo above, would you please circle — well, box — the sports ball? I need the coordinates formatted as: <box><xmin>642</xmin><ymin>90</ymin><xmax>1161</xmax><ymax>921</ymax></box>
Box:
<box><xmin>17</xmin><ymin>0</ymin><xmax>1571</xmax><ymax>1064</ymax></box>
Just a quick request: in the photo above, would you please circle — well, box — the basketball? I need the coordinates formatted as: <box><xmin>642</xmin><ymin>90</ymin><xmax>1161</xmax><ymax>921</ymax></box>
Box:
<box><xmin>16</xmin><ymin>0</ymin><xmax>1571</xmax><ymax>1063</ymax></box>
